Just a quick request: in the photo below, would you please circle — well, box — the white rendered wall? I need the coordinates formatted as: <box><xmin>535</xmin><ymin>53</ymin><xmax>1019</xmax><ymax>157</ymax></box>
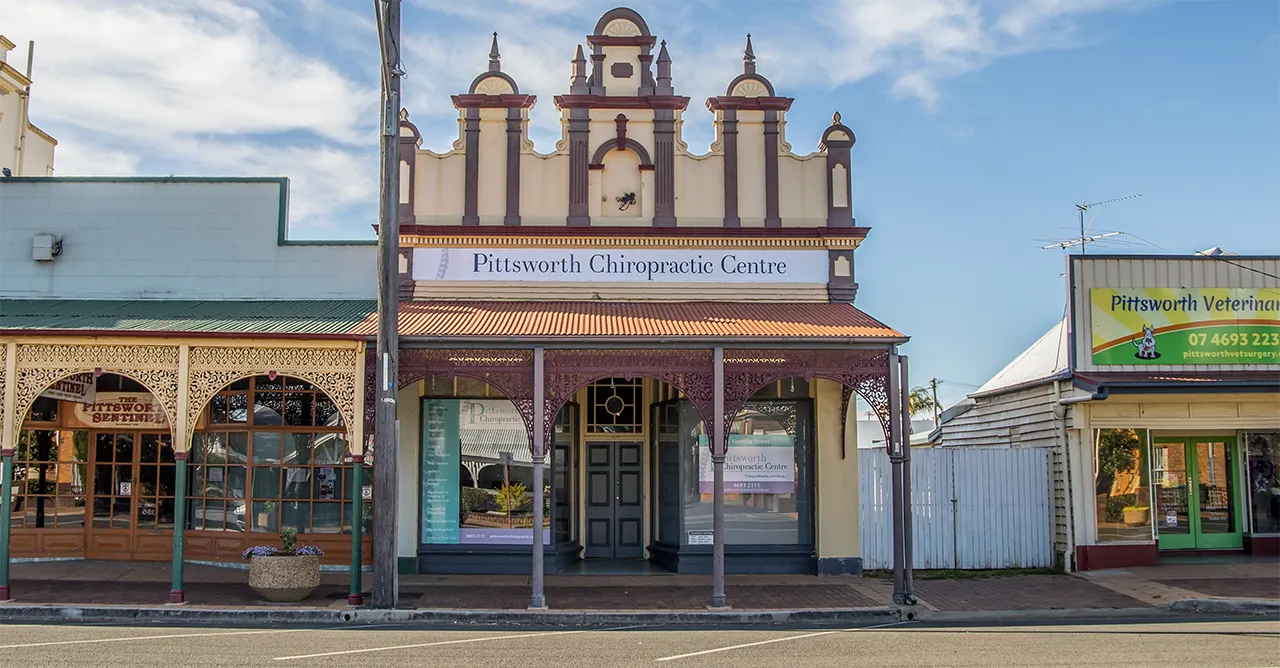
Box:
<box><xmin>0</xmin><ymin>179</ymin><xmax>376</xmax><ymax>300</ymax></box>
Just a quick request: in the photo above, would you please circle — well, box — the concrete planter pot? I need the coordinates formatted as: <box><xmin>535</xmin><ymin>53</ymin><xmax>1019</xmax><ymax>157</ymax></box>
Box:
<box><xmin>248</xmin><ymin>554</ymin><xmax>321</xmax><ymax>602</ymax></box>
<box><xmin>1123</xmin><ymin>508</ymin><xmax>1150</xmax><ymax>527</ymax></box>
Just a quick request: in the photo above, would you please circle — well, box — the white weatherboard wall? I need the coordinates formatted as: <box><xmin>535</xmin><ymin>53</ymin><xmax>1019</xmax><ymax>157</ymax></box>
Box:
<box><xmin>0</xmin><ymin>179</ymin><xmax>376</xmax><ymax>300</ymax></box>
<box><xmin>860</xmin><ymin>447</ymin><xmax>1054</xmax><ymax>569</ymax></box>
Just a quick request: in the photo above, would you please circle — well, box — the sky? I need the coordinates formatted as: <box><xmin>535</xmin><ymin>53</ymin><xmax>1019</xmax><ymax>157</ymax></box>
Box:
<box><xmin>4</xmin><ymin>0</ymin><xmax>1278</xmax><ymax>408</ymax></box>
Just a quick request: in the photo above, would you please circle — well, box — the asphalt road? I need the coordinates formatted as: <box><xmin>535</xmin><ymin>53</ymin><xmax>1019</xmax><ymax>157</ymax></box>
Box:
<box><xmin>0</xmin><ymin>617</ymin><xmax>1276</xmax><ymax>668</ymax></box>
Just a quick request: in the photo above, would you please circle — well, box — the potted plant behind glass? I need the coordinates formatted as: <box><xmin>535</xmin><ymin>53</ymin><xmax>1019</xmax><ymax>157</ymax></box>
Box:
<box><xmin>242</xmin><ymin>528</ymin><xmax>324</xmax><ymax>602</ymax></box>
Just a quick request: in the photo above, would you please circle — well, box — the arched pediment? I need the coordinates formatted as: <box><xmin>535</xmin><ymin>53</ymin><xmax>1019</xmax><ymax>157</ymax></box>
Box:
<box><xmin>592</xmin><ymin>8</ymin><xmax>652</xmax><ymax>37</ymax></box>
<box><xmin>590</xmin><ymin>138</ymin><xmax>653</xmax><ymax>167</ymax></box>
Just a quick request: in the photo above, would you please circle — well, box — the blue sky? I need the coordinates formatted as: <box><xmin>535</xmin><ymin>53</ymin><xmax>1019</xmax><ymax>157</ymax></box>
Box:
<box><xmin>6</xmin><ymin>0</ymin><xmax>1278</xmax><ymax>407</ymax></box>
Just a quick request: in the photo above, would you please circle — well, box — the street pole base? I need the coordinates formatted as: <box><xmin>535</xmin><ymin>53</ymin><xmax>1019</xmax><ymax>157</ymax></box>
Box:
<box><xmin>529</xmin><ymin>596</ymin><xmax>547</xmax><ymax>610</ymax></box>
<box><xmin>892</xmin><ymin>593</ymin><xmax>907</xmax><ymax>605</ymax></box>
<box><xmin>348</xmin><ymin>593</ymin><xmax>365</xmax><ymax>606</ymax></box>
<box><xmin>708</xmin><ymin>595</ymin><xmax>729</xmax><ymax>610</ymax></box>
<box><xmin>167</xmin><ymin>590</ymin><xmax>186</xmax><ymax>604</ymax></box>
<box><xmin>0</xmin><ymin>585</ymin><xmax>10</xmax><ymax>601</ymax></box>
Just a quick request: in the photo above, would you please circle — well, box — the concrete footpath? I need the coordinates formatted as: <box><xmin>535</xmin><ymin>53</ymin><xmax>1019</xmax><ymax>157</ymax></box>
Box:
<box><xmin>0</xmin><ymin>559</ymin><xmax>1276</xmax><ymax>627</ymax></box>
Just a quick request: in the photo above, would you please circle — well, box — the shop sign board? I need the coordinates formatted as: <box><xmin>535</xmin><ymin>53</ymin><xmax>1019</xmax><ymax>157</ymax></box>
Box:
<box><xmin>1090</xmin><ymin>288</ymin><xmax>1280</xmax><ymax>365</ymax></box>
<box><xmin>69</xmin><ymin>393</ymin><xmax>168</xmax><ymax>429</ymax></box>
<box><xmin>412</xmin><ymin>248</ymin><xmax>828</xmax><ymax>284</ymax></box>
<box><xmin>40</xmin><ymin>373</ymin><xmax>96</xmax><ymax>404</ymax></box>
<box><xmin>697</xmin><ymin>433</ymin><xmax>795</xmax><ymax>494</ymax></box>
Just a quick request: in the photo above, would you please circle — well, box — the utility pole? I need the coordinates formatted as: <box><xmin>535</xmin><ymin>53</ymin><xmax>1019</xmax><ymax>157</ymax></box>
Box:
<box><xmin>372</xmin><ymin>0</ymin><xmax>403</xmax><ymax>610</ymax></box>
<box><xmin>929</xmin><ymin>378</ymin><xmax>940</xmax><ymax>429</ymax></box>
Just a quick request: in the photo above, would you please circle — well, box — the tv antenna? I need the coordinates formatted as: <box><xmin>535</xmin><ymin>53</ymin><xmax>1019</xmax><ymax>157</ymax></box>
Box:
<box><xmin>1071</xmin><ymin>194</ymin><xmax>1141</xmax><ymax>255</ymax></box>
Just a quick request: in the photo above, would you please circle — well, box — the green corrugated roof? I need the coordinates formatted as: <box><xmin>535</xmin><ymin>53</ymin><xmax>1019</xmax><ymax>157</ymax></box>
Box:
<box><xmin>0</xmin><ymin>300</ymin><xmax>375</xmax><ymax>336</ymax></box>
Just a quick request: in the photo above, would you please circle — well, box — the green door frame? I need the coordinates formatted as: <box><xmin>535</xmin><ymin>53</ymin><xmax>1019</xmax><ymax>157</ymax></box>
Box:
<box><xmin>1154</xmin><ymin>437</ymin><xmax>1243</xmax><ymax>550</ymax></box>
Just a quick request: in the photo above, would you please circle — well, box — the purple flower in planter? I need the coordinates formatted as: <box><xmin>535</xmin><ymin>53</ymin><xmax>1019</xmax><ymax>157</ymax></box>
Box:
<box><xmin>242</xmin><ymin>546</ymin><xmax>280</xmax><ymax>560</ymax></box>
<box><xmin>294</xmin><ymin>546</ymin><xmax>325</xmax><ymax>557</ymax></box>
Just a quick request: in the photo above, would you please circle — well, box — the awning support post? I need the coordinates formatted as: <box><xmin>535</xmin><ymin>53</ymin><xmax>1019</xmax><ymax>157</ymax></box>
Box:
<box><xmin>530</xmin><ymin>346</ymin><xmax>547</xmax><ymax>609</ymax></box>
<box><xmin>710</xmin><ymin>346</ymin><xmax>728</xmax><ymax>609</ymax></box>
<box><xmin>888</xmin><ymin>349</ymin><xmax>906</xmax><ymax>604</ymax></box>
<box><xmin>898</xmin><ymin>355</ymin><xmax>915</xmax><ymax>603</ymax></box>
<box><xmin>349</xmin><ymin>454</ymin><xmax>365</xmax><ymax>606</ymax></box>
<box><xmin>168</xmin><ymin>452</ymin><xmax>188</xmax><ymax>603</ymax></box>
<box><xmin>0</xmin><ymin>447</ymin><xmax>12</xmax><ymax>601</ymax></box>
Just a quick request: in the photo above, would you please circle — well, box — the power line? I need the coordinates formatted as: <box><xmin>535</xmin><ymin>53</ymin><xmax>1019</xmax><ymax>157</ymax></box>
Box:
<box><xmin>1120</xmin><ymin>232</ymin><xmax>1280</xmax><ymax>281</ymax></box>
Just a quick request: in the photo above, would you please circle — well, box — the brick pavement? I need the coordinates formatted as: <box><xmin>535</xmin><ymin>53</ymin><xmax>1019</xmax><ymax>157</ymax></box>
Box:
<box><xmin>4</xmin><ymin>559</ymin><xmax>1274</xmax><ymax>612</ymax></box>
<box><xmin>909</xmin><ymin>575</ymin><xmax>1149</xmax><ymax>612</ymax></box>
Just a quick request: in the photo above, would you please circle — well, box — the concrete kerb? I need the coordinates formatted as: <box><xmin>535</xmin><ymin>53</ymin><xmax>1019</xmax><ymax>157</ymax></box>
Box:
<box><xmin>1161</xmin><ymin>598</ymin><xmax>1280</xmax><ymax>616</ymax></box>
<box><xmin>0</xmin><ymin>605</ymin><xmax>901</xmax><ymax>628</ymax></box>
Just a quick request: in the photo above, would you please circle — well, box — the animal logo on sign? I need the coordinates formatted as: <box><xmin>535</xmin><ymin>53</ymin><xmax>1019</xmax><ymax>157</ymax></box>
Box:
<box><xmin>1132</xmin><ymin>324</ymin><xmax>1160</xmax><ymax>360</ymax></box>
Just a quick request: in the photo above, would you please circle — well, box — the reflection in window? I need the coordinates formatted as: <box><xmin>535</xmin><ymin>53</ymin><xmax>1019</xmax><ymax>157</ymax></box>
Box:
<box><xmin>1247</xmin><ymin>433</ymin><xmax>1280</xmax><ymax>535</ymax></box>
<box><xmin>10</xmin><ymin>429</ymin><xmax>89</xmax><ymax>529</ymax></box>
<box><xmin>1093</xmin><ymin>428</ymin><xmax>1152</xmax><ymax>542</ymax></box>
<box><xmin>682</xmin><ymin>401</ymin><xmax>808</xmax><ymax>545</ymax></box>
<box><xmin>192</xmin><ymin>376</ymin><xmax>365</xmax><ymax>535</ymax></box>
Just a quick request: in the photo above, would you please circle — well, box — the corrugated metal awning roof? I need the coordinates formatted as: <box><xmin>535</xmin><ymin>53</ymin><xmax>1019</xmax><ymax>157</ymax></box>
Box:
<box><xmin>352</xmin><ymin>301</ymin><xmax>905</xmax><ymax>341</ymax></box>
<box><xmin>0</xmin><ymin>299</ymin><xmax>376</xmax><ymax>336</ymax></box>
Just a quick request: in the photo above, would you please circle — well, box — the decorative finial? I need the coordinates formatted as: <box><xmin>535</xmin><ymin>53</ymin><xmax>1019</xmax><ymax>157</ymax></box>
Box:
<box><xmin>656</xmin><ymin>40</ymin><xmax>673</xmax><ymax>94</ymax></box>
<box><xmin>833</xmin><ymin>111</ymin><xmax>841</xmax><ymax>124</ymax></box>
<box><xmin>571</xmin><ymin>44</ymin><xmax>587</xmax><ymax>91</ymax></box>
<box><xmin>399</xmin><ymin>108</ymin><xmax>409</xmax><ymax>122</ymax></box>
<box><xmin>488</xmin><ymin>32</ymin><xmax>501</xmax><ymax>72</ymax></box>
<box><xmin>743</xmin><ymin>33</ymin><xmax>756</xmax><ymax>74</ymax></box>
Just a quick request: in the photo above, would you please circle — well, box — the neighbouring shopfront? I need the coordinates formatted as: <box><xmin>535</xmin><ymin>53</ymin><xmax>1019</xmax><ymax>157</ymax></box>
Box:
<box><xmin>1066</xmin><ymin>255</ymin><xmax>1280</xmax><ymax>570</ymax></box>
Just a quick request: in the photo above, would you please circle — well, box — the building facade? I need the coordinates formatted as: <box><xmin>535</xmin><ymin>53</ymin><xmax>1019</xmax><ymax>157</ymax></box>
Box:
<box><xmin>0</xmin><ymin>34</ymin><xmax>56</xmax><ymax>177</ymax></box>
<box><xmin>383</xmin><ymin>7</ymin><xmax>904</xmax><ymax>580</ymax></box>
<box><xmin>933</xmin><ymin>255</ymin><xmax>1280</xmax><ymax>572</ymax></box>
<box><xmin>0</xmin><ymin>177</ymin><xmax>377</xmax><ymax>602</ymax></box>
<box><xmin>0</xmin><ymin>8</ymin><xmax>910</xmax><ymax>605</ymax></box>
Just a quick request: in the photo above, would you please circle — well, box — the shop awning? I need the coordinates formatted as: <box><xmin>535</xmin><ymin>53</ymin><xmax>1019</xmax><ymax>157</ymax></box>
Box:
<box><xmin>351</xmin><ymin>301</ymin><xmax>906</xmax><ymax>342</ymax></box>
<box><xmin>0</xmin><ymin>299</ymin><xmax>376</xmax><ymax>336</ymax></box>
<box><xmin>1074</xmin><ymin>371</ymin><xmax>1280</xmax><ymax>393</ymax></box>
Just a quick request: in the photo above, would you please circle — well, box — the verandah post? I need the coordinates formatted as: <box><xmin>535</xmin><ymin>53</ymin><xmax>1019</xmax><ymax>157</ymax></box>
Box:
<box><xmin>530</xmin><ymin>346</ymin><xmax>547</xmax><ymax>609</ymax></box>
<box><xmin>2</xmin><ymin>342</ymin><xmax>17</xmax><ymax>601</ymax></box>
<box><xmin>0</xmin><ymin>446</ymin><xmax>12</xmax><ymax>601</ymax></box>
<box><xmin>710</xmin><ymin>346</ymin><xmax>727</xmax><ymax>608</ymax></box>
<box><xmin>349</xmin><ymin>453</ymin><xmax>365</xmax><ymax>605</ymax></box>
<box><xmin>168</xmin><ymin>452</ymin><xmax>188</xmax><ymax>603</ymax></box>
<box><xmin>887</xmin><ymin>349</ymin><xmax>906</xmax><ymax>604</ymax></box>
<box><xmin>898</xmin><ymin>355</ymin><xmax>916</xmax><ymax>602</ymax></box>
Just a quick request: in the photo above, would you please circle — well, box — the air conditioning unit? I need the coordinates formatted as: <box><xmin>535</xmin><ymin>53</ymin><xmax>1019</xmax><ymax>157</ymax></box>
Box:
<box><xmin>33</xmin><ymin>234</ymin><xmax>63</xmax><ymax>261</ymax></box>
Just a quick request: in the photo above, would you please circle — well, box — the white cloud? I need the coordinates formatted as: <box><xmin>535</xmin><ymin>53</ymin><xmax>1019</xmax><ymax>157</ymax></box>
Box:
<box><xmin>53</xmin><ymin>139</ymin><xmax>141</xmax><ymax>177</ymax></box>
<box><xmin>4</xmin><ymin>0</ymin><xmax>380</xmax><ymax>236</ymax></box>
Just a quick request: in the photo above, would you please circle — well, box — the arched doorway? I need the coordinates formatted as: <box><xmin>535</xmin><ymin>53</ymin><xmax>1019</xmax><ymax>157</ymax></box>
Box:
<box><xmin>10</xmin><ymin>372</ymin><xmax>176</xmax><ymax>560</ymax></box>
<box><xmin>185</xmin><ymin>374</ymin><xmax>367</xmax><ymax>563</ymax></box>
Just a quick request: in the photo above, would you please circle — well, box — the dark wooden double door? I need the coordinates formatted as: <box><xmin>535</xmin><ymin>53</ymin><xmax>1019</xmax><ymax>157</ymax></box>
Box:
<box><xmin>584</xmin><ymin>441</ymin><xmax>644</xmax><ymax>559</ymax></box>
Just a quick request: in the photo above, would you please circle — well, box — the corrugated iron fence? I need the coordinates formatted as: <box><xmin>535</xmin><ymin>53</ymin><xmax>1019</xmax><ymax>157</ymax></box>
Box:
<box><xmin>859</xmin><ymin>447</ymin><xmax>1053</xmax><ymax>570</ymax></box>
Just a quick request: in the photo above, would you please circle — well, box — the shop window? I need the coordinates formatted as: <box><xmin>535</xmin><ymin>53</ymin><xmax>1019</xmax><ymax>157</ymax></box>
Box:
<box><xmin>420</xmin><ymin>397</ymin><xmax>572</xmax><ymax>546</ymax></box>
<box><xmin>682</xmin><ymin>400</ymin><xmax>812</xmax><ymax>546</ymax></box>
<box><xmin>1246</xmin><ymin>432</ymin><xmax>1280</xmax><ymax>535</ymax></box>
<box><xmin>587</xmin><ymin>378</ymin><xmax>642</xmax><ymax>434</ymax></box>
<box><xmin>27</xmin><ymin>397</ymin><xmax>59</xmax><ymax>423</ymax></box>
<box><xmin>191</xmin><ymin>376</ymin><xmax>365</xmax><ymax>535</ymax></box>
<box><xmin>1093</xmin><ymin>428</ymin><xmax>1152</xmax><ymax>542</ymax></box>
<box><xmin>10</xmin><ymin>429</ymin><xmax>89</xmax><ymax>529</ymax></box>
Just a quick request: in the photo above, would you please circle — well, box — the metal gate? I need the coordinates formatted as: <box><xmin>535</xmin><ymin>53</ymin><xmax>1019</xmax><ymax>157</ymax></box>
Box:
<box><xmin>858</xmin><ymin>447</ymin><xmax>1053</xmax><ymax>570</ymax></box>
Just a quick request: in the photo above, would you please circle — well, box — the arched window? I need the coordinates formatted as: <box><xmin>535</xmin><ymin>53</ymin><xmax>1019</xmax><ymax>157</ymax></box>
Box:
<box><xmin>190</xmin><ymin>375</ymin><xmax>367</xmax><ymax>536</ymax></box>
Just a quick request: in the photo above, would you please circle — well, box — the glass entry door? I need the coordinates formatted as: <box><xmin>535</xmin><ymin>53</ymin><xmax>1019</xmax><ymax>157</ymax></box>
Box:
<box><xmin>1152</xmin><ymin>437</ymin><xmax>1242</xmax><ymax>550</ymax></box>
<box><xmin>87</xmin><ymin>431</ymin><xmax>176</xmax><ymax>560</ymax></box>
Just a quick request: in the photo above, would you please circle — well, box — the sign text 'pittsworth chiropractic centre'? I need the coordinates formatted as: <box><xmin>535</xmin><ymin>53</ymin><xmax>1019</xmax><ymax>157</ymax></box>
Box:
<box><xmin>1090</xmin><ymin>288</ymin><xmax>1280</xmax><ymax>365</ymax></box>
<box><xmin>412</xmin><ymin>248</ymin><xmax>828</xmax><ymax>283</ymax></box>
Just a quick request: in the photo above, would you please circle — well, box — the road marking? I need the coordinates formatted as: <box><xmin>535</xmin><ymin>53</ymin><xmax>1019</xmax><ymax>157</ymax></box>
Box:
<box><xmin>0</xmin><ymin>628</ymin><xmax>309</xmax><ymax>649</ymax></box>
<box><xmin>273</xmin><ymin>626</ymin><xmax>637</xmax><ymax>660</ymax></box>
<box><xmin>655</xmin><ymin>621</ymin><xmax>909</xmax><ymax>662</ymax></box>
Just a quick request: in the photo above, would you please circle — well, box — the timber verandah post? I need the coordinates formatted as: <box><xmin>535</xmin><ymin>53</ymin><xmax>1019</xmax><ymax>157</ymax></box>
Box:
<box><xmin>710</xmin><ymin>346</ymin><xmax>727</xmax><ymax>609</ymax></box>
<box><xmin>529</xmin><ymin>347</ymin><xmax>547</xmax><ymax>609</ymax></box>
<box><xmin>1</xmin><ymin>341</ymin><xmax>17</xmax><ymax>601</ymax></box>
